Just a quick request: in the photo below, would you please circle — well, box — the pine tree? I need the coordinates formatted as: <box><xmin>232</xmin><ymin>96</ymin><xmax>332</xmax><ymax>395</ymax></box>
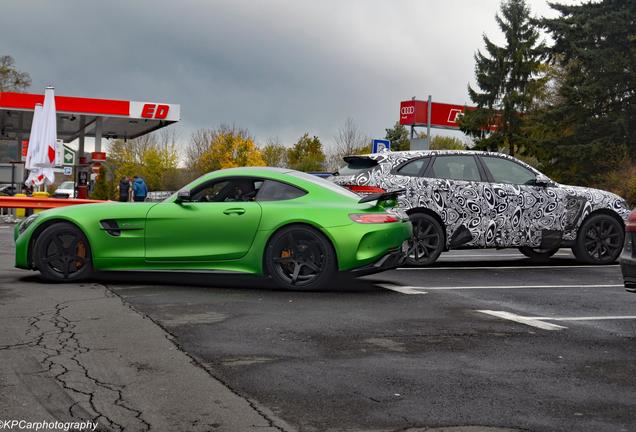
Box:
<box><xmin>384</xmin><ymin>121</ymin><xmax>410</xmax><ymax>151</ymax></box>
<box><xmin>532</xmin><ymin>0</ymin><xmax>636</xmax><ymax>185</ymax></box>
<box><xmin>460</xmin><ymin>0</ymin><xmax>545</xmax><ymax>156</ymax></box>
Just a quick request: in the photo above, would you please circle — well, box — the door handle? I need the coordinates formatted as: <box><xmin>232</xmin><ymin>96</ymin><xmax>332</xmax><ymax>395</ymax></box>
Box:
<box><xmin>223</xmin><ymin>208</ymin><xmax>246</xmax><ymax>215</ymax></box>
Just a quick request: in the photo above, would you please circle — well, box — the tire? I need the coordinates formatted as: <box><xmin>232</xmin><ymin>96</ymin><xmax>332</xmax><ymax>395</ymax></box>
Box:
<box><xmin>518</xmin><ymin>246</ymin><xmax>559</xmax><ymax>261</ymax></box>
<box><xmin>572</xmin><ymin>213</ymin><xmax>624</xmax><ymax>264</ymax></box>
<box><xmin>33</xmin><ymin>222</ymin><xmax>93</xmax><ymax>282</ymax></box>
<box><xmin>265</xmin><ymin>225</ymin><xmax>337</xmax><ymax>290</ymax></box>
<box><xmin>405</xmin><ymin>213</ymin><xmax>444</xmax><ymax>267</ymax></box>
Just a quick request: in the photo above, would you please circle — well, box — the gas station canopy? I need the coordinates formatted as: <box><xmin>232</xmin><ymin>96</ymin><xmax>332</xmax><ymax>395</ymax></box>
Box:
<box><xmin>0</xmin><ymin>91</ymin><xmax>180</xmax><ymax>142</ymax></box>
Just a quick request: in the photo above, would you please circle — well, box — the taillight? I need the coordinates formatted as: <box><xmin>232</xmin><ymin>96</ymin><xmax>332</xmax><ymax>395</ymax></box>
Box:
<box><xmin>350</xmin><ymin>213</ymin><xmax>400</xmax><ymax>223</ymax></box>
<box><xmin>626</xmin><ymin>210</ymin><xmax>636</xmax><ymax>232</ymax></box>
<box><xmin>345</xmin><ymin>185</ymin><xmax>386</xmax><ymax>194</ymax></box>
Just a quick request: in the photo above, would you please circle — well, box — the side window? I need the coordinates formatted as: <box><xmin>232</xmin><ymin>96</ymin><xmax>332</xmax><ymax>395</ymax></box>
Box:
<box><xmin>430</xmin><ymin>155</ymin><xmax>481</xmax><ymax>182</ymax></box>
<box><xmin>395</xmin><ymin>158</ymin><xmax>429</xmax><ymax>177</ymax></box>
<box><xmin>191</xmin><ymin>178</ymin><xmax>263</xmax><ymax>202</ymax></box>
<box><xmin>481</xmin><ymin>156</ymin><xmax>536</xmax><ymax>185</ymax></box>
<box><xmin>256</xmin><ymin>180</ymin><xmax>307</xmax><ymax>201</ymax></box>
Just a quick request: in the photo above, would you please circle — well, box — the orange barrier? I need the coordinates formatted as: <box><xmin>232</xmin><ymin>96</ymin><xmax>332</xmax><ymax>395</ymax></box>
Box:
<box><xmin>0</xmin><ymin>196</ymin><xmax>105</xmax><ymax>210</ymax></box>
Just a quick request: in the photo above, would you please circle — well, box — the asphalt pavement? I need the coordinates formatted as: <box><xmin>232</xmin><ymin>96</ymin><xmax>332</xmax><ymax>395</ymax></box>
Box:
<box><xmin>2</xmin><ymin>224</ymin><xmax>636</xmax><ymax>432</ymax></box>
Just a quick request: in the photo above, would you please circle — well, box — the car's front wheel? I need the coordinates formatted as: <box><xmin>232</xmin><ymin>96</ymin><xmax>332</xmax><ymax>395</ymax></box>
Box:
<box><xmin>265</xmin><ymin>225</ymin><xmax>337</xmax><ymax>290</ymax></box>
<box><xmin>405</xmin><ymin>213</ymin><xmax>444</xmax><ymax>267</ymax></box>
<box><xmin>572</xmin><ymin>213</ymin><xmax>624</xmax><ymax>264</ymax></box>
<box><xmin>33</xmin><ymin>222</ymin><xmax>93</xmax><ymax>281</ymax></box>
<box><xmin>518</xmin><ymin>246</ymin><xmax>559</xmax><ymax>261</ymax></box>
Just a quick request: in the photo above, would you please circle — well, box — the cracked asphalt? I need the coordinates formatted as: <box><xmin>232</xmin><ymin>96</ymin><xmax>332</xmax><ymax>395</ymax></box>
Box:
<box><xmin>2</xmin><ymin>225</ymin><xmax>636</xmax><ymax>432</ymax></box>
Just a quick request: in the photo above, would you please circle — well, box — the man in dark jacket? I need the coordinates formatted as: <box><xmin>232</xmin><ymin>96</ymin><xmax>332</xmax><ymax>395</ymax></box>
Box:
<box><xmin>132</xmin><ymin>176</ymin><xmax>148</xmax><ymax>202</ymax></box>
<box><xmin>118</xmin><ymin>177</ymin><xmax>131</xmax><ymax>202</ymax></box>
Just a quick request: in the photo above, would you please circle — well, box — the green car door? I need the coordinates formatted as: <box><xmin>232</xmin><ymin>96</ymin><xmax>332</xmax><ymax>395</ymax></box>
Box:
<box><xmin>145</xmin><ymin>177</ymin><xmax>263</xmax><ymax>262</ymax></box>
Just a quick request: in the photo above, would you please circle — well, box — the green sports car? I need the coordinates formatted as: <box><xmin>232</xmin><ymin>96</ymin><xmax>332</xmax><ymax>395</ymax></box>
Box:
<box><xmin>14</xmin><ymin>167</ymin><xmax>412</xmax><ymax>290</ymax></box>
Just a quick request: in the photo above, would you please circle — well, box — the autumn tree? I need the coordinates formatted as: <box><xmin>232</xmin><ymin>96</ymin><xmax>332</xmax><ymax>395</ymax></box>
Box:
<box><xmin>384</xmin><ymin>121</ymin><xmax>410</xmax><ymax>151</ymax></box>
<box><xmin>189</xmin><ymin>125</ymin><xmax>265</xmax><ymax>174</ymax></box>
<box><xmin>261</xmin><ymin>137</ymin><xmax>288</xmax><ymax>167</ymax></box>
<box><xmin>287</xmin><ymin>133</ymin><xmax>326</xmax><ymax>172</ymax></box>
<box><xmin>0</xmin><ymin>55</ymin><xmax>31</xmax><ymax>92</ymax></box>
<box><xmin>107</xmin><ymin>129</ymin><xmax>180</xmax><ymax>192</ymax></box>
<box><xmin>460</xmin><ymin>0</ymin><xmax>546</xmax><ymax>156</ymax></box>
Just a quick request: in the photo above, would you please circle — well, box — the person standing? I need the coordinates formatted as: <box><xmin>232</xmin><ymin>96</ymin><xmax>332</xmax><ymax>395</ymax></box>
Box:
<box><xmin>132</xmin><ymin>176</ymin><xmax>148</xmax><ymax>202</ymax></box>
<box><xmin>117</xmin><ymin>176</ymin><xmax>131</xmax><ymax>202</ymax></box>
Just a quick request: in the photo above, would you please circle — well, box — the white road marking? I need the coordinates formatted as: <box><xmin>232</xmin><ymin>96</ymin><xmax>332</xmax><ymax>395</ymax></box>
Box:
<box><xmin>532</xmin><ymin>316</ymin><xmax>636</xmax><ymax>321</ymax></box>
<box><xmin>398</xmin><ymin>264</ymin><xmax>618</xmax><ymax>270</ymax></box>
<box><xmin>378</xmin><ymin>284</ymin><xmax>428</xmax><ymax>295</ymax></box>
<box><xmin>421</xmin><ymin>284</ymin><xmax>622</xmax><ymax>290</ymax></box>
<box><xmin>477</xmin><ymin>310</ymin><xmax>567</xmax><ymax>331</ymax></box>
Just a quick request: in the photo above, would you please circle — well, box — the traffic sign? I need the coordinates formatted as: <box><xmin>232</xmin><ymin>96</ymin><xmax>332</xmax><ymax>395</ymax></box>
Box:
<box><xmin>63</xmin><ymin>166</ymin><xmax>72</xmax><ymax>176</ymax></box>
<box><xmin>372</xmin><ymin>139</ymin><xmax>391</xmax><ymax>153</ymax></box>
<box><xmin>62</xmin><ymin>145</ymin><xmax>75</xmax><ymax>165</ymax></box>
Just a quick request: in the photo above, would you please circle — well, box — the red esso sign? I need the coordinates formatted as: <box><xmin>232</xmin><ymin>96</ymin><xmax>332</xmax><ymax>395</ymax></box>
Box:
<box><xmin>141</xmin><ymin>103</ymin><xmax>170</xmax><ymax>119</ymax></box>
<box><xmin>399</xmin><ymin>100</ymin><xmax>428</xmax><ymax>126</ymax></box>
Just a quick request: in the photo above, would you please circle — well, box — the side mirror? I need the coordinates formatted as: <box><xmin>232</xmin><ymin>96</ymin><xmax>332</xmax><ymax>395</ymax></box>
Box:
<box><xmin>175</xmin><ymin>190</ymin><xmax>191</xmax><ymax>203</ymax></box>
<box><xmin>534</xmin><ymin>174</ymin><xmax>551</xmax><ymax>187</ymax></box>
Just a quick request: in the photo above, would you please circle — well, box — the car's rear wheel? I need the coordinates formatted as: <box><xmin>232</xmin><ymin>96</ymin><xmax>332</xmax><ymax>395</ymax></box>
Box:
<box><xmin>265</xmin><ymin>225</ymin><xmax>337</xmax><ymax>290</ymax></box>
<box><xmin>572</xmin><ymin>214</ymin><xmax>624</xmax><ymax>264</ymax></box>
<box><xmin>405</xmin><ymin>213</ymin><xmax>444</xmax><ymax>267</ymax></box>
<box><xmin>33</xmin><ymin>222</ymin><xmax>93</xmax><ymax>282</ymax></box>
<box><xmin>518</xmin><ymin>246</ymin><xmax>559</xmax><ymax>261</ymax></box>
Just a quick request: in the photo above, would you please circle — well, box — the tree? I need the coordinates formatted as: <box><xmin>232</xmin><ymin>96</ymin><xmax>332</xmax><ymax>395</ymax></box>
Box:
<box><xmin>0</xmin><ymin>55</ymin><xmax>31</xmax><ymax>92</ymax></box>
<box><xmin>261</xmin><ymin>137</ymin><xmax>288</xmax><ymax>167</ymax></box>
<box><xmin>384</xmin><ymin>121</ymin><xmax>410</xmax><ymax>151</ymax></box>
<box><xmin>327</xmin><ymin>117</ymin><xmax>369</xmax><ymax>170</ymax></box>
<box><xmin>460</xmin><ymin>0</ymin><xmax>546</xmax><ymax>156</ymax></box>
<box><xmin>108</xmin><ymin>130</ymin><xmax>180</xmax><ymax>192</ymax></box>
<box><xmin>287</xmin><ymin>133</ymin><xmax>326</xmax><ymax>172</ymax></box>
<box><xmin>90</xmin><ymin>165</ymin><xmax>116</xmax><ymax>200</ymax></box>
<box><xmin>531</xmin><ymin>0</ymin><xmax>636</xmax><ymax>185</ymax></box>
<box><xmin>186</xmin><ymin>125</ymin><xmax>264</xmax><ymax>175</ymax></box>
<box><xmin>430</xmin><ymin>135</ymin><xmax>467</xmax><ymax>151</ymax></box>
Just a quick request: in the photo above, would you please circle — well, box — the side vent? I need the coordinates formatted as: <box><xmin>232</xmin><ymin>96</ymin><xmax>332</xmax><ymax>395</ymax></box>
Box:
<box><xmin>100</xmin><ymin>220</ymin><xmax>121</xmax><ymax>237</ymax></box>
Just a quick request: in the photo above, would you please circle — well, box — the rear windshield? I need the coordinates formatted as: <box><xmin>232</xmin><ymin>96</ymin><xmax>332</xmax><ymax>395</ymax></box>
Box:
<box><xmin>288</xmin><ymin>171</ymin><xmax>360</xmax><ymax>199</ymax></box>
<box><xmin>338</xmin><ymin>157</ymin><xmax>379</xmax><ymax>176</ymax></box>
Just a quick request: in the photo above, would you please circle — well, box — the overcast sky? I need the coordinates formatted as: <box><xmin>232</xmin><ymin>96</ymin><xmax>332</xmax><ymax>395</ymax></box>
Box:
<box><xmin>2</xmin><ymin>0</ymin><xmax>574</xmax><ymax>153</ymax></box>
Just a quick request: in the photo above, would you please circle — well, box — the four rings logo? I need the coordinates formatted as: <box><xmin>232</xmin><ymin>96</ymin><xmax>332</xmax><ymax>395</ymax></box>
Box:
<box><xmin>400</xmin><ymin>106</ymin><xmax>415</xmax><ymax>115</ymax></box>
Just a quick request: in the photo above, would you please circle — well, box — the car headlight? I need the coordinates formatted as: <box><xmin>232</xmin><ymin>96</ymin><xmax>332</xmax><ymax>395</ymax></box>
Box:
<box><xmin>18</xmin><ymin>214</ymin><xmax>40</xmax><ymax>236</ymax></box>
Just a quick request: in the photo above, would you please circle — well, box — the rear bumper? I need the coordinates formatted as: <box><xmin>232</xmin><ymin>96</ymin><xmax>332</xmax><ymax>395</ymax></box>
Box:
<box><xmin>349</xmin><ymin>245</ymin><xmax>407</xmax><ymax>276</ymax></box>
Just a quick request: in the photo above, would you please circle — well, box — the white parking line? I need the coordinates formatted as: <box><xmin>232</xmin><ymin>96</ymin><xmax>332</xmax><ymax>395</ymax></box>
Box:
<box><xmin>398</xmin><ymin>264</ymin><xmax>618</xmax><ymax>270</ymax></box>
<box><xmin>477</xmin><ymin>310</ymin><xmax>567</xmax><ymax>330</ymax></box>
<box><xmin>477</xmin><ymin>310</ymin><xmax>636</xmax><ymax>331</ymax></box>
<box><xmin>423</xmin><ymin>284</ymin><xmax>622</xmax><ymax>290</ymax></box>
<box><xmin>378</xmin><ymin>284</ymin><xmax>428</xmax><ymax>295</ymax></box>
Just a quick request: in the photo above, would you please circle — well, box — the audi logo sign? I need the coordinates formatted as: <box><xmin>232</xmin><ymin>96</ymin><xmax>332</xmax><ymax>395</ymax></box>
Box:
<box><xmin>399</xmin><ymin>100</ymin><xmax>427</xmax><ymax>126</ymax></box>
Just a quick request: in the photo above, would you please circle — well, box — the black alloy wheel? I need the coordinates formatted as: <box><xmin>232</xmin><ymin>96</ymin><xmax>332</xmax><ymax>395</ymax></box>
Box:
<box><xmin>33</xmin><ymin>222</ymin><xmax>93</xmax><ymax>281</ymax></box>
<box><xmin>265</xmin><ymin>225</ymin><xmax>336</xmax><ymax>290</ymax></box>
<box><xmin>573</xmin><ymin>214</ymin><xmax>624</xmax><ymax>264</ymax></box>
<box><xmin>405</xmin><ymin>213</ymin><xmax>444</xmax><ymax>266</ymax></box>
<box><xmin>518</xmin><ymin>246</ymin><xmax>559</xmax><ymax>261</ymax></box>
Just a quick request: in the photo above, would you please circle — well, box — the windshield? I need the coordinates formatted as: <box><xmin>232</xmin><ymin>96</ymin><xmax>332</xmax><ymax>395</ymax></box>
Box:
<box><xmin>58</xmin><ymin>181</ymin><xmax>74</xmax><ymax>189</ymax></box>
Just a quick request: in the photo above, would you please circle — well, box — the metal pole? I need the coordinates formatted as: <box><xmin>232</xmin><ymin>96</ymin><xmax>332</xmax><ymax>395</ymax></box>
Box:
<box><xmin>426</xmin><ymin>95</ymin><xmax>432</xmax><ymax>149</ymax></box>
<box><xmin>94</xmin><ymin>117</ymin><xmax>102</xmax><ymax>153</ymax></box>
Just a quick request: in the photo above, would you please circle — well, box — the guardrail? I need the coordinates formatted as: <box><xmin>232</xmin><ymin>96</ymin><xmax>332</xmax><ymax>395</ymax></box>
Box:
<box><xmin>0</xmin><ymin>196</ymin><xmax>104</xmax><ymax>210</ymax></box>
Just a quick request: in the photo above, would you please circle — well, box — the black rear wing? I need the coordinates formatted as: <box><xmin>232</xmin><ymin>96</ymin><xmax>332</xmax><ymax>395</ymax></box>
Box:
<box><xmin>358</xmin><ymin>188</ymin><xmax>406</xmax><ymax>204</ymax></box>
